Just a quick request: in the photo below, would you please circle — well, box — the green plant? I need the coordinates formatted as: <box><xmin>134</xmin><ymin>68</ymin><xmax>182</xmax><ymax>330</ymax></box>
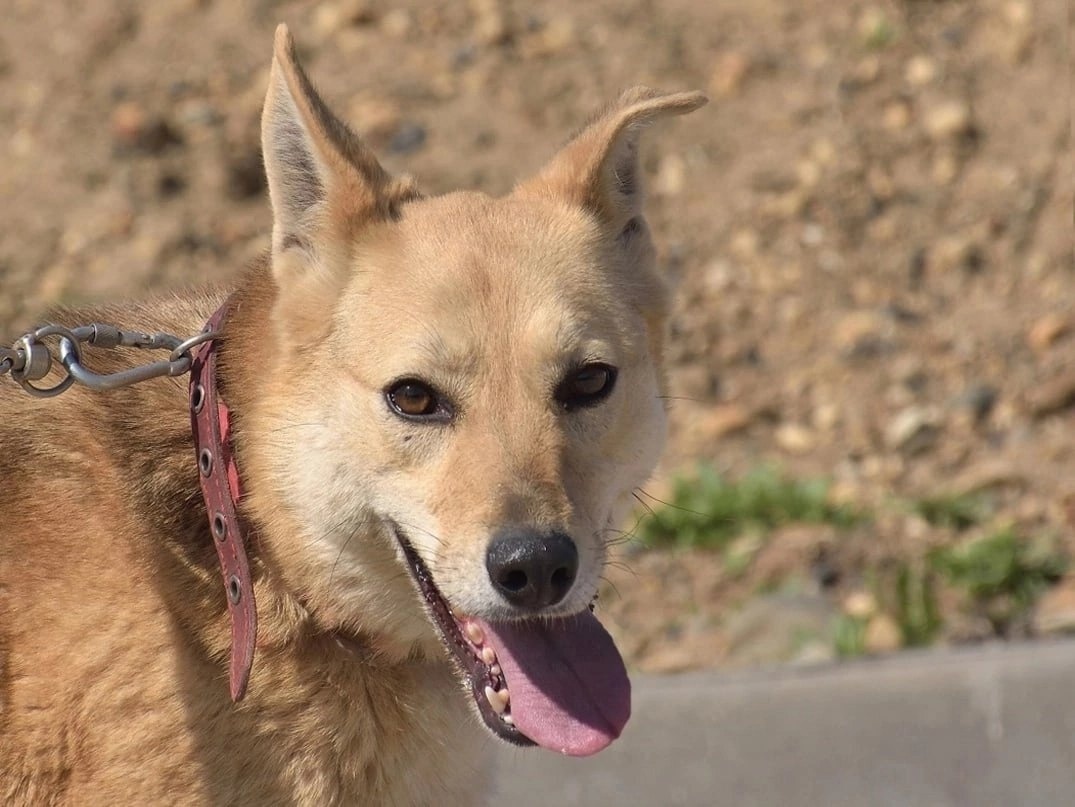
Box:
<box><xmin>894</xmin><ymin>562</ymin><xmax>943</xmax><ymax>646</ymax></box>
<box><xmin>932</xmin><ymin>528</ymin><xmax>1068</xmax><ymax>636</ymax></box>
<box><xmin>833</xmin><ymin>614</ymin><xmax>868</xmax><ymax>659</ymax></box>
<box><xmin>912</xmin><ymin>492</ymin><xmax>989</xmax><ymax>531</ymax></box>
<box><xmin>637</xmin><ymin>465</ymin><xmax>864</xmax><ymax>551</ymax></box>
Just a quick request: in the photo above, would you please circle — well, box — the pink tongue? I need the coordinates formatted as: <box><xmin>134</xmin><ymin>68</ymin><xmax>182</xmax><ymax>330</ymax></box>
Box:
<box><xmin>474</xmin><ymin>612</ymin><xmax>630</xmax><ymax>756</ymax></box>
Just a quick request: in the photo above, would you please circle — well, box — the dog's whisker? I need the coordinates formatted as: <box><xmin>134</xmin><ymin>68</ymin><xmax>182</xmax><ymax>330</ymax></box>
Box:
<box><xmin>635</xmin><ymin>487</ymin><xmax>706</xmax><ymax>518</ymax></box>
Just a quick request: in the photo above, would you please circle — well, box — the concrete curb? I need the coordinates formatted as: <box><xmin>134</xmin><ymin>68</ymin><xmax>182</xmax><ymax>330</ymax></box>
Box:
<box><xmin>494</xmin><ymin>640</ymin><xmax>1075</xmax><ymax>806</ymax></box>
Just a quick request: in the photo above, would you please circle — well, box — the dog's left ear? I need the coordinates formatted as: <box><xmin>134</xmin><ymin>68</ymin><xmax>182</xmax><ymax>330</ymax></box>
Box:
<box><xmin>514</xmin><ymin>87</ymin><xmax>707</xmax><ymax>237</ymax></box>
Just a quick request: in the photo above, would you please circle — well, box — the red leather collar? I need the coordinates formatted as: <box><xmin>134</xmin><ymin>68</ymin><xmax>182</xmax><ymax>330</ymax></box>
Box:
<box><xmin>188</xmin><ymin>302</ymin><xmax>257</xmax><ymax>701</ymax></box>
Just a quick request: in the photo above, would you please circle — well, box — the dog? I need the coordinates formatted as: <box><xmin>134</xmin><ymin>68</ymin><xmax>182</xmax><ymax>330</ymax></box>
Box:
<box><xmin>0</xmin><ymin>24</ymin><xmax>705</xmax><ymax>805</ymax></box>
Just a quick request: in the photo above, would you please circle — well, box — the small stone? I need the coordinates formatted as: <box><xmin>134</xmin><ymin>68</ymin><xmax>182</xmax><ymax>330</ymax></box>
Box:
<box><xmin>520</xmin><ymin>17</ymin><xmax>575</xmax><ymax>57</ymax></box>
<box><xmin>931</xmin><ymin>153</ymin><xmax>959</xmax><ymax>185</ymax></box>
<box><xmin>708</xmin><ymin>51</ymin><xmax>750</xmax><ymax>98</ymax></box>
<box><xmin>1027</xmin><ymin>313</ymin><xmax>1070</xmax><ymax>352</ymax></box>
<box><xmin>470</xmin><ymin>0</ymin><xmax>510</xmax><ymax>45</ymax></box>
<box><xmin>313</xmin><ymin>1</ymin><xmax>375</xmax><ymax>38</ymax></box>
<box><xmin>812</xmin><ymin>402</ymin><xmax>839</xmax><ymax>431</ymax></box>
<box><xmin>882</xmin><ymin>99</ymin><xmax>911</xmax><ymax>130</ymax></box>
<box><xmin>923</xmin><ymin>99</ymin><xmax>973</xmax><ymax>141</ymax></box>
<box><xmin>1033</xmin><ymin>582</ymin><xmax>1075</xmax><ymax>636</ymax></box>
<box><xmin>843</xmin><ymin>591</ymin><xmax>878</xmax><ymax>620</ymax></box>
<box><xmin>775</xmin><ymin>423</ymin><xmax>816</xmax><ymax>454</ymax></box>
<box><xmin>864</xmin><ymin>614</ymin><xmax>903</xmax><ymax>653</ymax></box>
<box><xmin>389</xmin><ymin>122</ymin><xmax>427</xmax><ymax>154</ymax></box>
<box><xmin>729</xmin><ymin>228</ymin><xmax>760</xmax><ymax>259</ymax></box>
<box><xmin>699</xmin><ymin>404</ymin><xmax>753</xmax><ymax>441</ymax></box>
<box><xmin>349</xmin><ymin>95</ymin><xmax>402</xmax><ymax>143</ymax></box>
<box><xmin>904</xmin><ymin>55</ymin><xmax>937</xmax><ymax>86</ymax></box>
<box><xmin>796</xmin><ymin>159</ymin><xmax>822</xmax><ymax>189</ymax></box>
<box><xmin>1025</xmin><ymin>368</ymin><xmax>1075</xmax><ymax>417</ymax></box>
<box><xmin>380</xmin><ymin>8</ymin><xmax>412</xmax><ymax>38</ymax></box>
<box><xmin>834</xmin><ymin>310</ymin><xmax>890</xmax><ymax>356</ymax></box>
<box><xmin>929</xmin><ymin>235</ymin><xmax>982</xmax><ymax>273</ymax></box>
<box><xmin>955</xmin><ymin>383</ymin><xmax>999</xmax><ymax>422</ymax></box>
<box><xmin>110</xmin><ymin>102</ymin><xmax>181</xmax><ymax>155</ymax></box>
<box><xmin>653</xmin><ymin>154</ymin><xmax>686</xmax><ymax>197</ymax></box>
<box><xmin>885</xmin><ymin>406</ymin><xmax>942</xmax><ymax>453</ymax></box>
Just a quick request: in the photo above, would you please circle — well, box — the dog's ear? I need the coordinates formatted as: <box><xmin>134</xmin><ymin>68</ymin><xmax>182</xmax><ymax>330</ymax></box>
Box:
<box><xmin>515</xmin><ymin>87</ymin><xmax>707</xmax><ymax>236</ymax></box>
<box><xmin>261</xmin><ymin>24</ymin><xmax>418</xmax><ymax>279</ymax></box>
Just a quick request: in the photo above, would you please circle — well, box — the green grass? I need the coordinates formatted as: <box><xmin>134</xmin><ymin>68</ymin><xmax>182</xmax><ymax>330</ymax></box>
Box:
<box><xmin>635</xmin><ymin>467</ymin><xmax>1070</xmax><ymax>652</ymax></box>
<box><xmin>931</xmin><ymin>528</ymin><xmax>1068</xmax><ymax>635</ymax></box>
<box><xmin>637</xmin><ymin>465</ymin><xmax>863</xmax><ymax>550</ymax></box>
<box><xmin>912</xmin><ymin>492</ymin><xmax>989</xmax><ymax>531</ymax></box>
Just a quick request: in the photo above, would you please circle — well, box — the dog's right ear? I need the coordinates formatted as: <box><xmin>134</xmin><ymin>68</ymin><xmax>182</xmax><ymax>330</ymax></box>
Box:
<box><xmin>261</xmin><ymin>24</ymin><xmax>418</xmax><ymax>284</ymax></box>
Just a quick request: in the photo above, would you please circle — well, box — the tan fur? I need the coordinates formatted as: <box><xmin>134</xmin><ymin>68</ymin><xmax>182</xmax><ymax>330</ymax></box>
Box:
<box><xmin>0</xmin><ymin>25</ymin><xmax>705</xmax><ymax>806</ymax></box>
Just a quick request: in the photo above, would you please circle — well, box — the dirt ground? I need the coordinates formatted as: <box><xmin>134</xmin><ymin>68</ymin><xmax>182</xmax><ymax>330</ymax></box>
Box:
<box><xmin>0</xmin><ymin>0</ymin><xmax>1071</xmax><ymax>671</ymax></box>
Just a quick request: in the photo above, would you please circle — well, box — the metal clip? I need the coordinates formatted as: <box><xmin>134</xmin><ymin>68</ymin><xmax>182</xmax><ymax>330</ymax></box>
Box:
<box><xmin>2</xmin><ymin>321</ymin><xmax>222</xmax><ymax>398</ymax></box>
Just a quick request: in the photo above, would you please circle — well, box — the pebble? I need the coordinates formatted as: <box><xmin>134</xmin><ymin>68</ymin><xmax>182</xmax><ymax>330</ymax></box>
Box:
<box><xmin>1025</xmin><ymin>368</ymin><xmax>1075</xmax><ymax>417</ymax></box>
<box><xmin>864</xmin><ymin>613</ymin><xmax>903</xmax><ymax>654</ymax></box>
<box><xmin>110</xmin><ymin>101</ymin><xmax>181</xmax><ymax>155</ymax></box>
<box><xmin>885</xmin><ymin>406</ymin><xmax>942</xmax><ymax>453</ymax></box>
<box><xmin>389</xmin><ymin>122</ymin><xmax>427</xmax><ymax>154</ymax></box>
<box><xmin>904</xmin><ymin>55</ymin><xmax>937</xmax><ymax>87</ymax></box>
<box><xmin>313</xmin><ymin>0</ymin><xmax>376</xmax><ymax>39</ymax></box>
<box><xmin>834</xmin><ymin>310</ymin><xmax>890</xmax><ymax>356</ymax></box>
<box><xmin>955</xmin><ymin>383</ymin><xmax>998</xmax><ymax>423</ymax></box>
<box><xmin>380</xmin><ymin>9</ymin><xmax>412</xmax><ymax>38</ymax></box>
<box><xmin>1027</xmin><ymin>313</ymin><xmax>1070</xmax><ymax>352</ymax></box>
<box><xmin>922</xmin><ymin>99</ymin><xmax>973</xmax><ymax>141</ymax></box>
<box><xmin>698</xmin><ymin>404</ymin><xmax>753</xmax><ymax>441</ymax></box>
<box><xmin>775</xmin><ymin>423</ymin><xmax>816</xmax><ymax>454</ymax></box>
<box><xmin>709</xmin><ymin>51</ymin><xmax>750</xmax><ymax>98</ymax></box>
<box><xmin>654</xmin><ymin>154</ymin><xmax>686</xmax><ymax>197</ymax></box>
<box><xmin>928</xmin><ymin>235</ymin><xmax>982</xmax><ymax>273</ymax></box>
<box><xmin>1033</xmin><ymin>582</ymin><xmax>1075</xmax><ymax>636</ymax></box>
<box><xmin>520</xmin><ymin>17</ymin><xmax>575</xmax><ymax>58</ymax></box>
<box><xmin>349</xmin><ymin>95</ymin><xmax>403</xmax><ymax>142</ymax></box>
<box><xmin>882</xmin><ymin>99</ymin><xmax>911</xmax><ymax>130</ymax></box>
<box><xmin>931</xmin><ymin>153</ymin><xmax>959</xmax><ymax>185</ymax></box>
<box><xmin>843</xmin><ymin>591</ymin><xmax>878</xmax><ymax>620</ymax></box>
<box><xmin>470</xmin><ymin>0</ymin><xmax>510</xmax><ymax>45</ymax></box>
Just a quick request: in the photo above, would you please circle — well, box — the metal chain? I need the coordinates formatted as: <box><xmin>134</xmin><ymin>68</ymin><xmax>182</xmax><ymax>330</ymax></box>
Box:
<box><xmin>0</xmin><ymin>322</ymin><xmax>221</xmax><ymax>398</ymax></box>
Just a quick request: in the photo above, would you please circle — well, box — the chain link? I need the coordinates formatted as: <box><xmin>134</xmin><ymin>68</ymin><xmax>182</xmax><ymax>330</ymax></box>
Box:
<box><xmin>1</xmin><ymin>322</ymin><xmax>221</xmax><ymax>398</ymax></box>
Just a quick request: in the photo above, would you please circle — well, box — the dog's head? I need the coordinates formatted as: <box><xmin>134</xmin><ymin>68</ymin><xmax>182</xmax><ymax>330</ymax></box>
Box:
<box><xmin>244</xmin><ymin>25</ymin><xmax>705</xmax><ymax>755</ymax></box>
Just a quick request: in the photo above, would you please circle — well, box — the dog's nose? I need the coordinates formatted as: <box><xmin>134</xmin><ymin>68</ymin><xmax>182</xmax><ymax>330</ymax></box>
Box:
<box><xmin>485</xmin><ymin>528</ymin><xmax>578</xmax><ymax>610</ymax></box>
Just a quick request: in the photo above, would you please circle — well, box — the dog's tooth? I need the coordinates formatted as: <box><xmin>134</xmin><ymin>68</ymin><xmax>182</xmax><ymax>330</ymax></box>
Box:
<box><xmin>501</xmin><ymin>715</ymin><xmax>515</xmax><ymax>726</ymax></box>
<box><xmin>481</xmin><ymin>646</ymin><xmax>497</xmax><ymax>665</ymax></box>
<box><xmin>494</xmin><ymin>687</ymin><xmax>510</xmax><ymax>709</ymax></box>
<box><xmin>465</xmin><ymin>622</ymin><xmax>484</xmax><ymax>646</ymax></box>
<box><xmin>489</xmin><ymin>664</ymin><xmax>502</xmax><ymax>677</ymax></box>
<box><xmin>484</xmin><ymin>685</ymin><xmax>506</xmax><ymax>715</ymax></box>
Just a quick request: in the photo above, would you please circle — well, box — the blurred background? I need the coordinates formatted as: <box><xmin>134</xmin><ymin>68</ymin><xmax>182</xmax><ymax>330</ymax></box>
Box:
<box><xmin>0</xmin><ymin>0</ymin><xmax>1071</xmax><ymax>675</ymax></box>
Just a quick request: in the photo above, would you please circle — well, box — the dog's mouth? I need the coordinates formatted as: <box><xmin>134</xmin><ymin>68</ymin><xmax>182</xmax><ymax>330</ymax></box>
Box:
<box><xmin>391</xmin><ymin>525</ymin><xmax>631</xmax><ymax>757</ymax></box>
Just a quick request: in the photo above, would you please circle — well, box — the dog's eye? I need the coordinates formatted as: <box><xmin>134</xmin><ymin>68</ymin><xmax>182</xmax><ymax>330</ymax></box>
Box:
<box><xmin>386</xmin><ymin>379</ymin><xmax>446</xmax><ymax>420</ymax></box>
<box><xmin>556</xmin><ymin>363</ymin><xmax>618</xmax><ymax>411</ymax></box>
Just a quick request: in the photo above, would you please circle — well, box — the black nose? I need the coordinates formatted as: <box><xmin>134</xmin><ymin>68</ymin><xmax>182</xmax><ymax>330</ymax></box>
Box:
<box><xmin>486</xmin><ymin>528</ymin><xmax>579</xmax><ymax>610</ymax></box>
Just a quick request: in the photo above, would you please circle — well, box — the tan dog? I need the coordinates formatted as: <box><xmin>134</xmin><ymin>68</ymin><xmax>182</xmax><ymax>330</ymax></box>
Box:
<box><xmin>0</xmin><ymin>25</ymin><xmax>705</xmax><ymax>805</ymax></box>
